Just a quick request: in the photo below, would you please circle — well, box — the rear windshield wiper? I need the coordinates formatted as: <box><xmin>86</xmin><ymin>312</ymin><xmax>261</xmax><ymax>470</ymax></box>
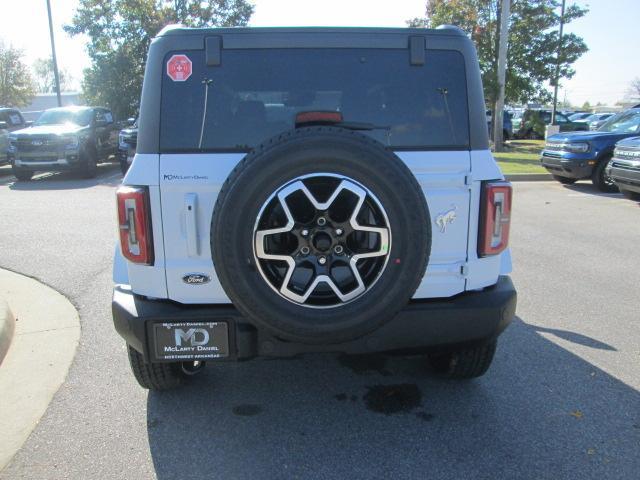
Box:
<box><xmin>334</xmin><ymin>121</ymin><xmax>390</xmax><ymax>131</ymax></box>
<box><xmin>437</xmin><ymin>87</ymin><xmax>457</xmax><ymax>144</ymax></box>
<box><xmin>198</xmin><ymin>78</ymin><xmax>213</xmax><ymax>149</ymax></box>
<box><xmin>294</xmin><ymin>111</ymin><xmax>389</xmax><ymax>132</ymax></box>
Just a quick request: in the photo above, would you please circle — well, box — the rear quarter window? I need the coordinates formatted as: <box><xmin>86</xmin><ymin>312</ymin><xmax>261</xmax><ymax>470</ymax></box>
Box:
<box><xmin>160</xmin><ymin>48</ymin><xmax>470</xmax><ymax>152</ymax></box>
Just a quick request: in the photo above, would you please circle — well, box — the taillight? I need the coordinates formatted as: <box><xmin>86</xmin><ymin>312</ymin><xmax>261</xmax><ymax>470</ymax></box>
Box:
<box><xmin>478</xmin><ymin>181</ymin><xmax>512</xmax><ymax>257</ymax></box>
<box><xmin>116</xmin><ymin>186</ymin><xmax>154</xmax><ymax>265</ymax></box>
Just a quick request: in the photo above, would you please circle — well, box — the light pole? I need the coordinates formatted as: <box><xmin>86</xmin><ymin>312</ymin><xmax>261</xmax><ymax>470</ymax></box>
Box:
<box><xmin>46</xmin><ymin>0</ymin><xmax>62</xmax><ymax>107</ymax></box>
<box><xmin>551</xmin><ymin>0</ymin><xmax>566</xmax><ymax>125</ymax></box>
<box><xmin>493</xmin><ymin>0</ymin><xmax>511</xmax><ymax>152</ymax></box>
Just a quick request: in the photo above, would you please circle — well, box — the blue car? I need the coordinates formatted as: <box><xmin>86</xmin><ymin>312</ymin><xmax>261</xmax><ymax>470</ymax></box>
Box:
<box><xmin>540</xmin><ymin>107</ymin><xmax>640</xmax><ymax>191</ymax></box>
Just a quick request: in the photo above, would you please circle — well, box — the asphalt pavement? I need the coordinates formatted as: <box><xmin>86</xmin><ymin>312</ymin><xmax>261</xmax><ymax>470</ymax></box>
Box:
<box><xmin>0</xmin><ymin>165</ymin><xmax>638</xmax><ymax>480</ymax></box>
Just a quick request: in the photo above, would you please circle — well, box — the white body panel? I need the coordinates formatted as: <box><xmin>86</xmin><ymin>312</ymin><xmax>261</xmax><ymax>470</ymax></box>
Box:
<box><xmin>119</xmin><ymin>149</ymin><xmax>510</xmax><ymax>303</ymax></box>
<box><xmin>159</xmin><ymin>153</ymin><xmax>243</xmax><ymax>303</ymax></box>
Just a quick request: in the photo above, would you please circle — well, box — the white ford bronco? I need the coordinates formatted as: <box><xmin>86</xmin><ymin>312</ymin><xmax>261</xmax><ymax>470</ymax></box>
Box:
<box><xmin>112</xmin><ymin>25</ymin><xmax>516</xmax><ymax>390</ymax></box>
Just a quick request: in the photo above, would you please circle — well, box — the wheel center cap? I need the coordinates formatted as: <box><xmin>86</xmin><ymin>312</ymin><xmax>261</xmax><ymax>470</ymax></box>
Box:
<box><xmin>312</xmin><ymin>232</ymin><xmax>332</xmax><ymax>252</ymax></box>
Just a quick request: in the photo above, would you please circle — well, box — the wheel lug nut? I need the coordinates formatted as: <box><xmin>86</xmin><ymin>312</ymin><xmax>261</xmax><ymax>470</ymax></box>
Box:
<box><xmin>317</xmin><ymin>217</ymin><xmax>326</xmax><ymax>226</ymax></box>
<box><xmin>334</xmin><ymin>245</ymin><xmax>344</xmax><ymax>255</ymax></box>
<box><xmin>335</xmin><ymin>228</ymin><xmax>343</xmax><ymax>236</ymax></box>
<box><xmin>300</xmin><ymin>246</ymin><xmax>310</xmax><ymax>255</ymax></box>
<box><xmin>318</xmin><ymin>256</ymin><xmax>327</xmax><ymax>265</ymax></box>
<box><xmin>301</xmin><ymin>229</ymin><xmax>309</xmax><ymax>237</ymax></box>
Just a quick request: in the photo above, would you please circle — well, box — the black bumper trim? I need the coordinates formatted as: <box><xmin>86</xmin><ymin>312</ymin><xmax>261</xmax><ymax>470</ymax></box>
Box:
<box><xmin>112</xmin><ymin>276</ymin><xmax>517</xmax><ymax>362</ymax></box>
<box><xmin>540</xmin><ymin>157</ymin><xmax>594</xmax><ymax>179</ymax></box>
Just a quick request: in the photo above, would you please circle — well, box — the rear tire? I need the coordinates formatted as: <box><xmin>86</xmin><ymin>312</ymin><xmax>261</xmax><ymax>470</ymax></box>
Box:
<box><xmin>427</xmin><ymin>340</ymin><xmax>497</xmax><ymax>379</ymax></box>
<box><xmin>127</xmin><ymin>345</ymin><xmax>200</xmax><ymax>390</ymax></box>
<box><xmin>12</xmin><ymin>166</ymin><xmax>33</xmax><ymax>181</ymax></box>
<box><xmin>552</xmin><ymin>175</ymin><xmax>577</xmax><ymax>185</ymax></box>
<box><xmin>591</xmin><ymin>156</ymin><xmax>618</xmax><ymax>193</ymax></box>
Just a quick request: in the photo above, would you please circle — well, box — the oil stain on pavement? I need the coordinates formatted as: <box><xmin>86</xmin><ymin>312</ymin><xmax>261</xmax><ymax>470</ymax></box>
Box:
<box><xmin>362</xmin><ymin>383</ymin><xmax>422</xmax><ymax>415</ymax></box>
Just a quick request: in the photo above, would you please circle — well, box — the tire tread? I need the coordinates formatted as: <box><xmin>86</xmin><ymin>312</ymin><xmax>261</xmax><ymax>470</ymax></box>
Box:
<box><xmin>127</xmin><ymin>345</ymin><xmax>184</xmax><ymax>390</ymax></box>
<box><xmin>430</xmin><ymin>341</ymin><xmax>497</xmax><ymax>379</ymax></box>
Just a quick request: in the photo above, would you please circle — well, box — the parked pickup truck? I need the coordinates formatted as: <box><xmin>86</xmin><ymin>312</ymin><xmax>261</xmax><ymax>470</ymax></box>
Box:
<box><xmin>607</xmin><ymin>136</ymin><xmax>640</xmax><ymax>200</ymax></box>
<box><xmin>8</xmin><ymin>106</ymin><xmax>118</xmax><ymax>181</ymax></box>
<box><xmin>540</xmin><ymin>107</ymin><xmax>640</xmax><ymax>191</ymax></box>
<box><xmin>118</xmin><ymin>118</ymin><xmax>137</xmax><ymax>175</ymax></box>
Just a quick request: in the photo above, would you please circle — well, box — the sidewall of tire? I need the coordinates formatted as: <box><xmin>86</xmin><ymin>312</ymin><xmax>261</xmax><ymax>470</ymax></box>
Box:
<box><xmin>12</xmin><ymin>166</ymin><xmax>33</xmax><ymax>181</ymax></box>
<box><xmin>592</xmin><ymin>155</ymin><xmax>617</xmax><ymax>192</ymax></box>
<box><xmin>80</xmin><ymin>146</ymin><xmax>98</xmax><ymax>178</ymax></box>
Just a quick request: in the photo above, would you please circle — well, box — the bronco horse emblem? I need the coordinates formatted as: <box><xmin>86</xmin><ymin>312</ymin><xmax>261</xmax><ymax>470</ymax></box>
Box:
<box><xmin>435</xmin><ymin>206</ymin><xmax>457</xmax><ymax>233</ymax></box>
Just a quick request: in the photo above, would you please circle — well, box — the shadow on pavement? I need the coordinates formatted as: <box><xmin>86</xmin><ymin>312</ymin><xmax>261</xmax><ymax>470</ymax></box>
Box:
<box><xmin>562</xmin><ymin>183</ymin><xmax>624</xmax><ymax>199</ymax></box>
<box><xmin>146</xmin><ymin>317</ymin><xmax>640</xmax><ymax>479</ymax></box>
<box><xmin>531</xmin><ymin>325</ymin><xmax>617</xmax><ymax>351</ymax></box>
<box><xmin>2</xmin><ymin>163</ymin><xmax>121</xmax><ymax>190</ymax></box>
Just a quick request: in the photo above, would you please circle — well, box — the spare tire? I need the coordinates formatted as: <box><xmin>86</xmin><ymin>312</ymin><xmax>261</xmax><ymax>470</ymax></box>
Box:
<box><xmin>211</xmin><ymin>127</ymin><xmax>431</xmax><ymax>344</ymax></box>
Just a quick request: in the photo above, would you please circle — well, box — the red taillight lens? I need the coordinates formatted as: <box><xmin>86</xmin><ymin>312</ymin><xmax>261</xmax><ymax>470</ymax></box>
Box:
<box><xmin>478</xmin><ymin>181</ymin><xmax>512</xmax><ymax>257</ymax></box>
<box><xmin>116</xmin><ymin>186</ymin><xmax>154</xmax><ymax>265</ymax></box>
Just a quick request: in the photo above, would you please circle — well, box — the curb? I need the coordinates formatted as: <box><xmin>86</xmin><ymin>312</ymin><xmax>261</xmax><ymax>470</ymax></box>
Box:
<box><xmin>0</xmin><ymin>299</ymin><xmax>15</xmax><ymax>365</ymax></box>
<box><xmin>0</xmin><ymin>268</ymin><xmax>80</xmax><ymax>470</ymax></box>
<box><xmin>505</xmin><ymin>173</ymin><xmax>553</xmax><ymax>182</ymax></box>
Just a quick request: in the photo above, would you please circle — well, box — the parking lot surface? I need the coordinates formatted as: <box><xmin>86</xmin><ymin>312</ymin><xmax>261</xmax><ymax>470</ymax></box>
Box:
<box><xmin>0</xmin><ymin>166</ymin><xmax>638</xmax><ymax>480</ymax></box>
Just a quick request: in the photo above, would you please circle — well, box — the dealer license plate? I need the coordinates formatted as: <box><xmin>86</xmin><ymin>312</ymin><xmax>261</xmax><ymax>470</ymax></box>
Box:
<box><xmin>153</xmin><ymin>322</ymin><xmax>229</xmax><ymax>361</ymax></box>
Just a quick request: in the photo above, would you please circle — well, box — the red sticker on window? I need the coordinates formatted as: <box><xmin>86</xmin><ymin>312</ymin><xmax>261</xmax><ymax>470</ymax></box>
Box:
<box><xmin>166</xmin><ymin>54</ymin><xmax>192</xmax><ymax>82</ymax></box>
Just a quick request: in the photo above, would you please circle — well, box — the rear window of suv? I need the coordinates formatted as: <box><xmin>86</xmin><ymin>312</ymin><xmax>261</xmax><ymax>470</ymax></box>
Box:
<box><xmin>160</xmin><ymin>48</ymin><xmax>469</xmax><ymax>152</ymax></box>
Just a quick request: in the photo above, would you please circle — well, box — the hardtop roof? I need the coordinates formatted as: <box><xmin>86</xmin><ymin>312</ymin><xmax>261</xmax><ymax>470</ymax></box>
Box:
<box><xmin>155</xmin><ymin>24</ymin><xmax>467</xmax><ymax>39</ymax></box>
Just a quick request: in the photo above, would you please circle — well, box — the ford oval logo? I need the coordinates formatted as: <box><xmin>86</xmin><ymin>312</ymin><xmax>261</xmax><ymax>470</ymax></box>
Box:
<box><xmin>182</xmin><ymin>273</ymin><xmax>211</xmax><ymax>285</ymax></box>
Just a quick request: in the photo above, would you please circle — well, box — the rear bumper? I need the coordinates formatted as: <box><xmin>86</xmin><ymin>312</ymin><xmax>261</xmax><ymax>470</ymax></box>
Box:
<box><xmin>112</xmin><ymin>276</ymin><xmax>517</xmax><ymax>363</ymax></box>
<box><xmin>540</xmin><ymin>154</ymin><xmax>595</xmax><ymax>179</ymax></box>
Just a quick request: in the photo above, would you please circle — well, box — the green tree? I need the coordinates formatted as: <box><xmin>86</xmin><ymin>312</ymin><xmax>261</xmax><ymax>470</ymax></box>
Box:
<box><xmin>581</xmin><ymin>101</ymin><xmax>591</xmax><ymax>110</ymax></box>
<box><xmin>32</xmin><ymin>58</ymin><xmax>72</xmax><ymax>93</ymax></box>
<box><xmin>0</xmin><ymin>40</ymin><xmax>36</xmax><ymax>107</ymax></box>
<box><xmin>408</xmin><ymin>1</ymin><xmax>588</xmax><ymax>108</ymax></box>
<box><xmin>66</xmin><ymin>0</ymin><xmax>254</xmax><ymax>119</ymax></box>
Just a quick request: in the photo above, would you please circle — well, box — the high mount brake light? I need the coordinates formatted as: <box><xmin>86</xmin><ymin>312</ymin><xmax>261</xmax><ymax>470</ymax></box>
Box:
<box><xmin>295</xmin><ymin>111</ymin><xmax>343</xmax><ymax>126</ymax></box>
<box><xmin>116</xmin><ymin>186</ymin><xmax>154</xmax><ymax>265</ymax></box>
<box><xmin>478</xmin><ymin>181</ymin><xmax>512</xmax><ymax>257</ymax></box>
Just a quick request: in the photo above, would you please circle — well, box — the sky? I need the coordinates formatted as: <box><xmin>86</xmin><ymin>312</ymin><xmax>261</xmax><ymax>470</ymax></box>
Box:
<box><xmin>1</xmin><ymin>0</ymin><xmax>638</xmax><ymax>106</ymax></box>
